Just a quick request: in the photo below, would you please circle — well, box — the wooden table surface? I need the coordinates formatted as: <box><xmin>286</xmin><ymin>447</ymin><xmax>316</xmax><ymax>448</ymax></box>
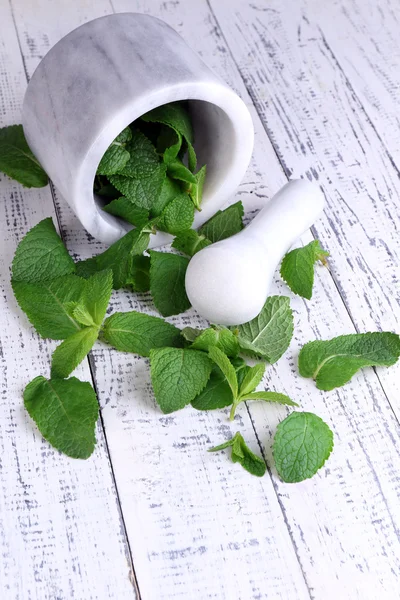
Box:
<box><xmin>1</xmin><ymin>1</ymin><xmax>400</xmax><ymax>599</ymax></box>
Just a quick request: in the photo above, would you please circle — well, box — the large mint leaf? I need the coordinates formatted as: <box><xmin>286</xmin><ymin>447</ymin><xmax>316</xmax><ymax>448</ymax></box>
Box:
<box><xmin>232</xmin><ymin>296</ymin><xmax>294</xmax><ymax>363</ymax></box>
<box><xmin>117</xmin><ymin>129</ymin><xmax>160</xmax><ymax>178</ymax></box>
<box><xmin>209</xmin><ymin>432</ymin><xmax>266</xmax><ymax>477</ymax></box>
<box><xmin>299</xmin><ymin>332</ymin><xmax>400</xmax><ymax>390</ymax></box>
<box><xmin>102</xmin><ymin>311</ymin><xmax>183</xmax><ymax>357</ymax></box>
<box><xmin>273</xmin><ymin>412</ymin><xmax>334</xmax><ymax>482</ymax></box>
<box><xmin>150</xmin><ymin>347</ymin><xmax>212</xmax><ymax>413</ymax></box>
<box><xmin>198</xmin><ymin>201</ymin><xmax>244</xmax><ymax>243</ymax></box>
<box><xmin>97</xmin><ymin>127</ymin><xmax>132</xmax><ymax>176</ymax></box>
<box><xmin>110</xmin><ymin>163</ymin><xmax>166</xmax><ymax>210</ymax></box>
<box><xmin>12</xmin><ymin>218</ymin><xmax>75</xmax><ymax>283</ymax></box>
<box><xmin>12</xmin><ymin>274</ymin><xmax>86</xmax><ymax>340</ymax></box>
<box><xmin>24</xmin><ymin>376</ymin><xmax>98</xmax><ymax>459</ymax></box>
<box><xmin>159</xmin><ymin>193</ymin><xmax>194</xmax><ymax>235</ymax></box>
<box><xmin>51</xmin><ymin>326</ymin><xmax>99</xmax><ymax>379</ymax></box>
<box><xmin>172</xmin><ymin>229</ymin><xmax>211</xmax><ymax>257</ymax></box>
<box><xmin>149</xmin><ymin>251</ymin><xmax>191</xmax><ymax>316</ymax></box>
<box><xmin>280</xmin><ymin>240</ymin><xmax>329</xmax><ymax>300</ymax></box>
<box><xmin>0</xmin><ymin>125</ymin><xmax>48</xmax><ymax>187</ymax></box>
<box><xmin>103</xmin><ymin>197</ymin><xmax>149</xmax><ymax>228</ymax></box>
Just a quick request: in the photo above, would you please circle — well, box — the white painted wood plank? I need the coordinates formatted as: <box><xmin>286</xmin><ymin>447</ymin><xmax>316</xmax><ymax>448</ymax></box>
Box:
<box><xmin>0</xmin><ymin>5</ymin><xmax>136</xmax><ymax>600</ymax></box>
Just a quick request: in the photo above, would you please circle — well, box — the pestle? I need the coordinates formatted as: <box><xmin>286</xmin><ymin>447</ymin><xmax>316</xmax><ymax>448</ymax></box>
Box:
<box><xmin>185</xmin><ymin>179</ymin><xmax>326</xmax><ymax>325</ymax></box>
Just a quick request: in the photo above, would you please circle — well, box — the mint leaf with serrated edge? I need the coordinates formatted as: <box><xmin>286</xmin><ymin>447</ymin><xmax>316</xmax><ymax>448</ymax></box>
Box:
<box><xmin>24</xmin><ymin>376</ymin><xmax>98</xmax><ymax>459</ymax></box>
<box><xmin>199</xmin><ymin>201</ymin><xmax>244</xmax><ymax>243</ymax></box>
<box><xmin>167</xmin><ymin>158</ymin><xmax>197</xmax><ymax>185</ymax></box>
<box><xmin>101</xmin><ymin>311</ymin><xmax>183</xmax><ymax>357</ymax></box>
<box><xmin>115</xmin><ymin>128</ymin><xmax>160</xmax><ymax>178</ymax></box>
<box><xmin>240</xmin><ymin>391</ymin><xmax>298</xmax><ymax>406</ymax></box>
<box><xmin>149</xmin><ymin>250</ymin><xmax>191</xmax><ymax>316</ymax></box>
<box><xmin>127</xmin><ymin>255</ymin><xmax>150</xmax><ymax>292</ymax></box>
<box><xmin>150</xmin><ymin>176</ymin><xmax>182</xmax><ymax>217</ymax></box>
<box><xmin>298</xmin><ymin>332</ymin><xmax>400</xmax><ymax>391</ymax></box>
<box><xmin>280</xmin><ymin>240</ymin><xmax>329</xmax><ymax>299</ymax></box>
<box><xmin>273</xmin><ymin>412</ymin><xmax>334</xmax><ymax>483</ymax></box>
<box><xmin>159</xmin><ymin>193</ymin><xmax>194</xmax><ymax>235</ymax></box>
<box><xmin>191</xmin><ymin>357</ymin><xmax>247</xmax><ymax>411</ymax></box>
<box><xmin>150</xmin><ymin>347</ymin><xmax>212</xmax><ymax>413</ymax></box>
<box><xmin>75</xmin><ymin>270</ymin><xmax>113</xmax><ymax>327</ymax></box>
<box><xmin>172</xmin><ymin>229</ymin><xmax>211</xmax><ymax>257</ymax></box>
<box><xmin>12</xmin><ymin>218</ymin><xmax>75</xmax><ymax>283</ymax></box>
<box><xmin>209</xmin><ymin>432</ymin><xmax>266</xmax><ymax>477</ymax></box>
<box><xmin>232</xmin><ymin>296</ymin><xmax>294</xmax><ymax>363</ymax></box>
<box><xmin>110</xmin><ymin>163</ymin><xmax>167</xmax><ymax>210</ymax></box>
<box><xmin>238</xmin><ymin>363</ymin><xmax>265</xmax><ymax>397</ymax></box>
<box><xmin>103</xmin><ymin>197</ymin><xmax>149</xmax><ymax>228</ymax></box>
<box><xmin>0</xmin><ymin>125</ymin><xmax>48</xmax><ymax>187</ymax></box>
<box><xmin>190</xmin><ymin>326</ymin><xmax>240</xmax><ymax>357</ymax></box>
<box><xmin>97</xmin><ymin>127</ymin><xmax>132</xmax><ymax>176</ymax></box>
<box><xmin>12</xmin><ymin>274</ymin><xmax>86</xmax><ymax>340</ymax></box>
<box><xmin>208</xmin><ymin>346</ymin><xmax>238</xmax><ymax>399</ymax></box>
<box><xmin>51</xmin><ymin>326</ymin><xmax>99</xmax><ymax>379</ymax></box>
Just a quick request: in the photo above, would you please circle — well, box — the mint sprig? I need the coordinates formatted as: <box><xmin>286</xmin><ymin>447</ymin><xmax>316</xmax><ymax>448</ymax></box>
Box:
<box><xmin>209</xmin><ymin>432</ymin><xmax>266</xmax><ymax>477</ymax></box>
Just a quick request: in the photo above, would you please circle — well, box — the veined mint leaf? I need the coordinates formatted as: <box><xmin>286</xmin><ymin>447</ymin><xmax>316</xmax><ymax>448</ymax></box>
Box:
<box><xmin>12</xmin><ymin>218</ymin><xmax>75</xmax><ymax>283</ymax></box>
<box><xmin>273</xmin><ymin>412</ymin><xmax>333</xmax><ymax>483</ymax></box>
<box><xmin>241</xmin><ymin>391</ymin><xmax>298</xmax><ymax>406</ymax></box>
<box><xmin>208</xmin><ymin>346</ymin><xmax>238</xmax><ymax>399</ymax></box>
<box><xmin>0</xmin><ymin>125</ymin><xmax>48</xmax><ymax>187</ymax></box>
<box><xmin>76</xmin><ymin>228</ymin><xmax>150</xmax><ymax>289</ymax></box>
<box><xmin>159</xmin><ymin>193</ymin><xmax>194</xmax><ymax>234</ymax></box>
<box><xmin>102</xmin><ymin>311</ymin><xmax>183</xmax><ymax>356</ymax></box>
<box><xmin>172</xmin><ymin>229</ymin><xmax>211</xmax><ymax>257</ymax></box>
<box><xmin>189</xmin><ymin>165</ymin><xmax>206</xmax><ymax>210</ymax></box>
<box><xmin>157</xmin><ymin>126</ymin><xmax>182</xmax><ymax>164</ymax></box>
<box><xmin>151</xmin><ymin>177</ymin><xmax>182</xmax><ymax>217</ymax></box>
<box><xmin>199</xmin><ymin>201</ymin><xmax>244</xmax><ymax>242</ymax></box>
<box><xmin>167</xmin><ymin>159</ymin><xmax>197</xmax><ymax>185</ymax></box>
<box><xmin>97</xmin><ymin>127</ymin><xmax>132</xmax><ymax>176</ymax></box>
<box><xmin>190</xmin><ymin>326</ymin><xmax>240</xmax><ymax>357</ymax></box>
<box><xmin>24</xmin><ymin>376</ymin><xmax>98</xmax><ymax>459</ymax></box>
<box><xmin>51</xmin><ymin>326</ymin><xmax>99</xmax><ymax>379</ymax></box>
<box><xmin>76</xmin><ymin>270</ymin><xmax>113</xmax><ymax>327</ymax></box>
<box><xmin>238</xmin><ymin>363</ymin><xmax>265</xmax><ymax>398</ymax></box>
<box><xmin>12</xmin><ymin>274</ymin><xmax>86</xmax><ymax>339</ymax></box>
<box><xmin>103</xmin><ymin>197</ymin><xmax>149</xmax><ymax>228</ymax></box>
<box><xmin>209</xmin><ymin>432</ymin><xmax>266</xmax><ymax>477</ymax></box>
<box><xmin>298</xmin><ymin>332</ymin><xmax>400</xmax><ymax>390</ymax></box>
<box><xmin>181</xmin><ymin>327</ymin><xmax>201</xmax><ymax>343</ymax></box>
<box><xmin>150</xmin><ymin>347</ymin><xmax>212</xmax><ymax>413</ymax></box>
<box><xmin>149</xmin><ymin>251</ymin><xmax>191</xmax><ymax>316</ymax></box>
<box><xmin>191</xmin><ymin>357</ymin><xmax>247</xmax><ymax>411</ymax></box>
<box><xmin>110</xmin><ymin>163</ymin><xmax>167</xmax><ymax>210</ymax></box>
<box><xmin>280</xmin><ymin>240</ymin><xmax>329</xmax><ymax>299</ymax></box>
<box><xmin>127</xmin><ymin>255</ymin><xmax>150</xmax><ymax>292</ymax></box>
<box><xmin>117</xmin><ymin>129</ymin><xmax>160</xmax><ymax>178</ymax></box>
<box><xmin>232</xmin><ymin>296</ymin><xmax>294</xmax><ymax>363</ymax></box>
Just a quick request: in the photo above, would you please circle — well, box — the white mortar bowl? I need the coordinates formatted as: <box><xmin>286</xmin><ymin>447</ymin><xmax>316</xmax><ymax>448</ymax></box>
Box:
<box><xmin>22</xmin><ymin>13</ymin><xmax>254</xmax><ymax>247</ymax></box>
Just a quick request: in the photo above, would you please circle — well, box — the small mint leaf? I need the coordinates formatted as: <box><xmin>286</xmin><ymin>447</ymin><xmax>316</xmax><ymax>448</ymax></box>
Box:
<box><xmin>191</xmin><ymin>326</ymin><xmax>240</xmax><ymax>357</ymax></box>
<box><xmin>97</xmin><ymin>127</ymin><xmax>132</xmax><ymax>176</ymax></box>
<box><xmin>189</xmin><ymin>165</ymin><xmax>206</xmax><ymax>210</ymax></box>
<box><xmin>199</xmin><ymin>201</ymin><xmax>244</xmax><ymax>242</ymax></box>
<box><xmin>172</xmin><ymin>229</ymin><xmax>211</xmax><ymax>257</ymax></box>
<box><xmin>159</xmin><ymin>193</ymin><xmax>195</xmax><ymax>234</ymax></box>
<box><xmin>209</xmin><ymin>432</ymin><xmax>266</xmax><ymax>477</ymax></box>
<box><xmin>240</xmin><ymin>391</ymin><xmax>298</xmax><ymax>406</ymax></box>
<box><xmin>238</xmin><ymin>363</ymin><xmax>265</xmax><ymax>398</ymax></box>
<box><xmin>191</xmin><ymin>357</ymin><xmax>247</xmax><ymax>411</ymax></box>
<box><xmin>127</xmin><ymin>255</ymin><xmax>150</xmax><ymax>293</ymax></box>
<box><xmin>51</xmin><ymin>326</ymin><xmax>99</xmax><ymax>379</ymax></box>
<box><xmin>208</xmin><ymin>347</ymin><xmax>238</xmax><ymax>399</ymax></box>
<box><xmin>280</xmin><ymin>240</ymin><xmax>329</xmax><ymax>299</ymax></box>
<box><xmin>149</xmin><ymin>251</ymin><xmax>191</xmax><ymax>317</ymax></box>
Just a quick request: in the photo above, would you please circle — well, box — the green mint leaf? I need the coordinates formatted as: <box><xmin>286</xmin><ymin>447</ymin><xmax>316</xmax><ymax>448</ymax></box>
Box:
<box><xmin>189</xmin><ymin>165</ymin><xmax>206</xmax><ymax>210</ymax></box>
<box><xmin>76</xmin><ymin>270</ymin><xmax>113</xmax><ymax>327</ymax></box>
<box><xmin>172</xmin><ymin>229</ymin><xmax>211</xmax><ymax>257</ymax></box>
<box><xmin>102</xmin><ymin>311</ymin><xmax>183</xmax><ymax>356</ymax></box>
<box><xmin>150</xmin><ymin>347</ymin><xmax>212</xmax><ymax>413</ymax></box>
<box><xmin>127</xmin><ymin>255</ymin><xmax>150</xmax><ymax>292</ymax></box>
<box><xmin>110</xmin><ymin>163</ymin><xmax>167</xmax><ymax>210</ymax></box>
<box><xmin>116</xmin><ymin>129</ymin><xmax>160</xmax><ymax>178</ymax></box>
<box><xmin>149</xmin><ymin>251</ymin><xmax>191</xmax><ymax>316</ymax></box>
<box><xmin>191</xmin><ymin>357</ymin><xmax>247</xmax><ymax>411</ymax></box>
<box><xmin>72</xmin><ymin>305</ymin><xmax>96</xmax><ymax>327</ymax></box>
<box><xmin>298</xmin><ymin>332</ymin><xmax>400</xmax><ymax>391</ymax></box>
<box><xmin>208</xmin><ymin>346</ymin><xmax>238</xmax><ymax>399</ymax></box>
<box><xmin>103</xmin><ymin>197</ymin><xmax>149</xmax><ymax>228</ymax></box>
<box><xmin>187</xmin><ymin>143</ymin><xmax>197</xmax><ymax>173</ymax></box>
<box><xmin>167</xmin><ymin>159</ymin><xmax>197</xmax><ymax>185</ymax></box>
<box><xmin>12</xmin><ymin>218</ymin><xmax>75</xmax><ymax>283</ymax></box>
<box><xmin>75</xmin><ymin>228</ymin><xmax>150</xmax><ymax>289</ymax></box>
<box><xmin>0</xmin><ymin>125</ymin><xmax>48</xmax><ymax>187</ymax></box>
<box><xmin>273</xmin><ymin>412</ymin><xmax>334</xmax><ymax>483</ymax></box>
<box><xmin>181</xmin><ymin>327</ymin><xmax>201</xmax><ymax>343</ymax></box>
<box><xmin>51</xmin><ymin>326</ymin><xmax>99</xmax><ymax>379</ymax></box>
<box><xmin>97</xmin><ymin>127</ymin><xmax>132</xmax><ymax>176</ymax></box>
<box><xmin>238</xmin><ymin>363</ymin><xmax>265</xmax><ymax>398</ymax></box>
<box><xmin>240</xmin><ymin>391</ymin><xmax>298</xmax><ymax>406</ymax></box>
<box><xmin>24</xmin><ymin>376</ymin><xmax>98</xmax><ymax>459</ymax></box>
<box><xmin>209</xmin><ymin>432</ymin><xmax>266</xmax><ymax>477</ymax></box>
<box><xmin>150</xmin><ymin>176</ymin><xmax>182</xmax><ymax>217</ymax></box>
<box><xmin>157</xmin><ymin>127</ymin><xmax>182</xmax><ymax>164</ymax></box>
<box><xmin>198</xmin><ymin>201</ymin><xmax>244</xmax><ymax>242</ymax></box>
<box><xmin>12</xmin><ymin>274</ymin><xmax>86</xmax><ymax>340</ymax></box>
<box><xmin>232</xmin><ymin>296</ymin><xmax>294</xmax><ymax>363</ymax></box>
<box><xmin>280</xmin><ymin>240</ymin><xmax>329</xmax><ymax>300</ymax></box>
<box><xmin>159</xmin><ymin>193</ymin><xmax>195</xmax><ymax>234</ymax></box>
<box><xmin>190</xmin><ymin>325</ymin><xmax>240</xmax><ymax>357</ymax></box>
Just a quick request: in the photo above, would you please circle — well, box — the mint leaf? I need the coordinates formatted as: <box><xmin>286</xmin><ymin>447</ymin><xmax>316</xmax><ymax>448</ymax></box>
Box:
<box><xmin>12</xmin><ymin>218</ymin><xmax>75</xmax><ymax>283</ymax></box>
<box><xmin>280</xmin><ymin>240</ymin><xmax>329</xmax><ymax>299</ymax></box>
<box><xmin>103</xmin><ymin>197</ymin><xmax>149</xmax><ymax>228</ymax></box>
<box><xmin>209</xmin><ymin>432</ymin><xmax>266</xmax><ymax>477</ymax></box>
<box><xmin>149</xmin><ymin>251</ymin><xmax>191</xmax><ymax>316</ymax></box>
<box><xmin>76</xmin><ymin>228</ymin><xmax>150</xmax><ymax>289</ymax></box>
<box><xmin>298</xmin><ymin>332</ymin><xmax>400</xmax><ymax>391</ymax></box>
<box><xmin>150</xmin><ymin>347</ymin><xmax>212</xmax><ymax>413</ymax></box>
<box><xmin>189</xmin><ymin>165</ymin><xmax>206</xmax><ymax>210</ymax></box>
<box><xmin>172</xmin><ymin>229</ymin><xmax>211</xmax><ymax>257</ymax></box>
<box><xmin>238</xmin><ymin>363</ymin><xmax>265</xmax><ymax>397</ymax></box>
<box><xmin>51</xmin><ymin>326</ymin><xmax>99</xmax><ymax>379</ymax></box>
<box><xmin>102</xmin><ymin>311</ymin><xmax>183</xmax><ymax>356</ymax></box>
<box><xmin>151</xmin><ymin>177</ymin><xmax>182</xmax><ymax>217</ymax></box>
<box><xmin>208</xmin><ymin>346</ymin><xmax>238</xmax><ymax>399</ymax></box>
<box><xmin>110</xmin><ymin>163</ymin><xmax>166</xmax><ymax>210</ymax></box>
<box><xmin>167</xmin><ymin>159</ymin><xmax>197</xmax><ymax>185</ymax></box>
<box><xmin>191</xmin><ymin>357</ymin><xmax>247</xmax><ymax>411</ymax></box>
<box><xmin>241</xmin><ymin>391</ymin><xmax>298</xmax><ymax>406</ymax></box>
<box><xmin>199</xmin><ymin>201</ymin><xmax>244</xmax><ymax>242</ymax></box>
<box><xmin>181</xmin><ymin>327</ymin><xmax>201</xmax><ymax>343</ymax></box>
<box><xmin>190</xmin><ymin>326</ymin><xmax>240</xmax><ymax>357</ymax></box>
<box><xmin>12</xmin><ymin>274</ymin><xmax>86</xmax><ymax>339</ymax></box>
<box><xmin>0</xmin><ymin>125</ymin><xmax>48</xmax><ymax>187</ymax></box>
<box><xmin>97</xmin><ymin>127</ymin><xmax>132</xmax><ymax>176</ymax></box>
<box><xmin>232</xmin><ymin>296</ymin><xmax>294</xmax><ymax>363</ymax></box>
<box><xmin>273</xmin><ymin>412</ymin><xmax>334</xmax><ymax>482</ymax></box>
<box><xmin>116</xmin><ymin>129</ymin><xmax>160</xmax><ymax>178</ymax></box>
<box><xmin>76</xmin><ymin>270</ymin><xmax>113</xmax><ymax>327</ymax></box>
<box><xmin>24</xmin><ymin>376</ymin><xmax>98</xmax><ymax>459</ymax></box>
<box><xmin>159</xmin><ymin>193</ymin><xmax>194</xmax><ymax>234</ymax></box>
<box><xmin>157</xmin><ymin>127</ymin><xmax>182</xmax><ymax>164</ymax></box>
<box><xmin>127</xmin><ymin>255</ymin><xmax>150</xmax><ymax>292</ymax></box>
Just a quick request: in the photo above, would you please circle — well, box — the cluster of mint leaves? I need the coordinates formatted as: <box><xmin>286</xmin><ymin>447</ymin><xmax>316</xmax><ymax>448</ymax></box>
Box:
<box><xmin>3</xmin><ymin>115</ymin><xmax>400</xmax><ymax>483</ymax></box>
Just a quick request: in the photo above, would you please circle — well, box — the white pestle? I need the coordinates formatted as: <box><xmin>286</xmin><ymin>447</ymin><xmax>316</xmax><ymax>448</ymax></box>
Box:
<box><xmin>185</xmin><ymin>179</ymin><xmax>326</xmax><ymax>325</ymax></box>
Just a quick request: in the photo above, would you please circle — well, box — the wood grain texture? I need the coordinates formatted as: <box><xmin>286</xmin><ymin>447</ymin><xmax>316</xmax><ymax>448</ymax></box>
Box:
<box><xmin>0</xmin><ymin>3</ymin><xmax>136</xmax><ymax>599</ymax></box>
<box><xmin>5</xmin><ymin>0</ymin><xmax>400</xmax><ymax>599</ymax></box>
